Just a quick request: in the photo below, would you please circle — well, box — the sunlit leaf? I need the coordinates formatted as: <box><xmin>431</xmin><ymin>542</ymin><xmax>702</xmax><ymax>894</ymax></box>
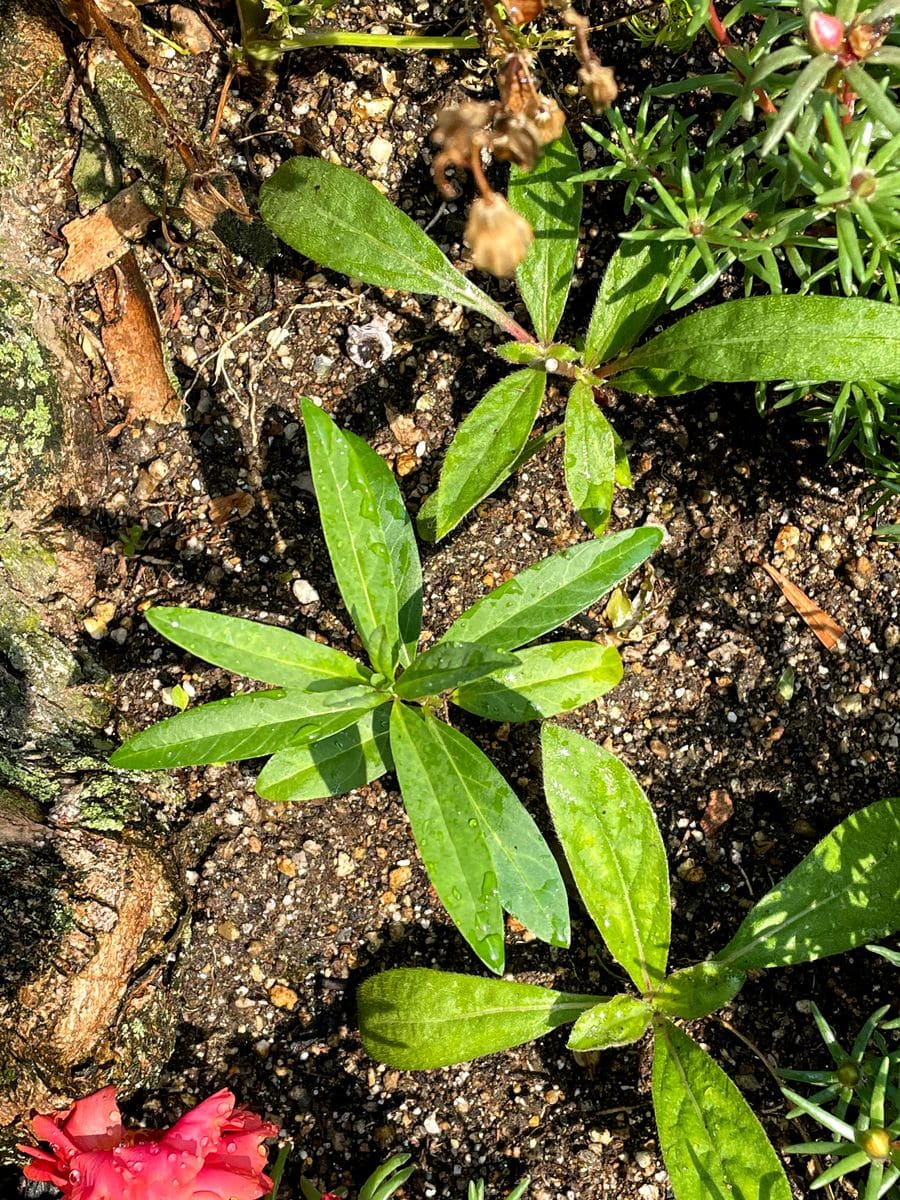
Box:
<box><xmin>110</xmin><ymin>685</ymin><xmax>379</xmax><ymax>770</ymax></box>
<box><xmin>441</xmin><ymin>527</ymin><xmax>663</xmax><ymax>652</ymax></box>
<box><xmin>508</xmin><ymin>131</ymin><xmax>583</xmax><ymax>343</ymax></box>
<box><xmin>146</xmin><ymin>607</ymin><xmax>372</xmax><ymax>688</ymax></box>
<box><xmin>417</xmin><ymin>370</ymin><xmax>546</xmax><ymax>542</ymax></box>
<box><xmin>303</xmin><ymin>399</ymin><xmax>422</xmax><ymax>675</ymax></box>
<box><xmin>568</xmin><ymin>994</ymin><xmax>652</xmax><ymax>1051</ymax></box>
<box><xmin>255</xmin><ymin>703</ymin><xmax>392</xmax><ymax>801</ymax></box>
<box><xmin>452</xmin><ymin>641</ymin><xmax>622</xmax><ymax>721</ymax></box>
<box><xmin>612</xmin><ymin>297</ymin><xmax>900</xmax><ymax>385</ymax></box>
<box><xmin>653</xmin><ymin>1020</ymin><xmax>792</xmax><ymax>1200</ymax></box>
<box><xmin>260</xmin><ymin>157</ymin><xmax>511</xmax><ymax>327</ymax></box>
<box><xmin>715</xmin><ymin>796</ymin><xmax>900</xmax><ymax>970</ymax></box>
<box><xmin>543</xmin><ymin>725</ymin><xmax>670</xmax><ymax>992</ymax></box>
<box><xmin>564</xmin><ymin>382</ymin><xmax>616</xmax><ymax>534</ymax></box>
<box><xmin>358</xmin><ymin>968</ymin><xmax>600</xmax><ymax>1068</ymax></box>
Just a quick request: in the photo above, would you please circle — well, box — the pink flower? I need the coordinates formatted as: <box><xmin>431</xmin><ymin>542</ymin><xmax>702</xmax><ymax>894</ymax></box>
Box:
<box><xmin>18</xmin><ymin>1085</ymin><xmax>279</xmax><ymax>1200</ymax></box>
<box><xmin>807</xmin><ymin>11</ymin><xmax>845</xmax><ymax>54</ymax></box>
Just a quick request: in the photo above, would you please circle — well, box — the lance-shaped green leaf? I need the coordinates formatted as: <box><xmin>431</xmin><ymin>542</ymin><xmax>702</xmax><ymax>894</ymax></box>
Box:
<box><xmin>653</xmin><ymin>1020</ymin><xmax>792</xmax><ymax>1200</ymax></box>
<box><xmin>609</xmin><ymin>367</ymin><xmax>707</xmax><ymax>397</ymax></box>
<box><xmin>110</xmin><ymin>685</ymin><xmax>379</xmax><ymax>770</ymax></box>
<box><xmin>651</xmin><ymin>961</ymin><xmax>746</xmax><ymax>1021</ymax></box>
<box><xmin>255</xmin><ymin>703</ymin><xmax>392</xmax><ymax>802</ymax></box>
<box><xmin>417</xmin><ymin>370</ymin><xmax>546</xmax><ymax>542</ymax></box>
<box><xmin>303</xmin><ymin>399</ymin><xmax>422</xmax><ymax>676</ymax></box>
<box><xmin>583</xmin><ymin>238</ymin><xmax>673</xmax><ymax>368</ymax></box>
<box><xmin>393</xmin><ymin>641</ymin><xmax>518</xmax><ymax>700</ymax></box>
<box><xmin>543</xmin><ymin>725</ymin><xmax>670</xmax><ymax>992</ymax></box>
<box><xmin>390</xmin><ymin>702</ymin><xmax>504</xmax><ymax>972</ymax></box>
<box><xmin>391</xmin><ymin>703</ymin><xmax>570</xmax><ymax>964</ymax></box>
<box><xmin>358</xmin><ymin>968</ymin><xmax>601</xmax><ymax>1068</ymax></box>
<box><xmin>452</xmin><ymin>641</ymin><xmax>622</xmax><ymax>722</ymax></box>
<box><xmin>441</xmin><ymin>526</ymin><xmax>663</xmax><ymax>652</ymax></box>
<box><xmin>610</xmin><ymin>296</ymin><xmax>900</xmax><ymax>385</ymax></box>
<box><xmin>508</xmin><ymin>131</ymin><xmax>582</xmax><ymax>343</ymax></box>
<box><xmin>260</xmin><ymin>157</ymin><xmax>514</xmax><ymax>329</ymax></box>
<box><xmin>564</xmin><ymin>382</ymin><xmax>616</xmax><ymax>534</ymax></box>
<box><xmin>714</xmin><ymin>796</ymin><xmax>900</xmax><ymax>972</ymax></box>
<box><xmin>568</xmin><ymin>995</ymin><xmax>652</xmax><ymax>1051</ymax></box>
<box><xmin>146</xmin><ymin>607</ymin><xmax>372</xmax><ymax>689</ymax></box>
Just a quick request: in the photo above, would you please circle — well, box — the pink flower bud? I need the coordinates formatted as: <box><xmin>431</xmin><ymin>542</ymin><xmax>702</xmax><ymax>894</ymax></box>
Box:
<box><xmin>808</xmin><ymin>11</ymin><xmax>845</xmax><ymax>54</ymax></box>
<box><xmin>18</xmin><ymin>1085</ymin><xmax>278</xmax><ymax>1200</ymax></box>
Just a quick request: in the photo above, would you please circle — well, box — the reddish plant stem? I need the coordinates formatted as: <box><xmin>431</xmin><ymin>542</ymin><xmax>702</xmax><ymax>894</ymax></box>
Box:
<box><xmin>708</xmin><ymin>1</ymin><xmax>731</xmax><ymax>46</ymax></box>
<box><xmin>708</xmin><ymin>0</ymin><xmax>776</xmax><ymax>112</ymax></box>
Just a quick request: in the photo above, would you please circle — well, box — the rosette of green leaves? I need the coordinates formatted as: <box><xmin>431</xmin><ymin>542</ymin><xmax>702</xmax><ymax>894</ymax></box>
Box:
<box><xmin>259</xmin><ymin>146</ymin><xmax>900</xmax><ymax>537</ymax></box>
<box><xmin>359</xmin><ymin>730</ymin><xmax>900</xmax><ymax>1200</ymax></box>
<box><xmin>112</xmin><ymin>402</ymin><xmax>661</xmax><ymax>973</ymax></box>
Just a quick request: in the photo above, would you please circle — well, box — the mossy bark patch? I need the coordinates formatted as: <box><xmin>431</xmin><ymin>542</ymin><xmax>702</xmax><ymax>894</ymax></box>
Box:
<box><xmin>0</xmin><ymin>281</ymin><xmax>64</xmax><ymax>497</ymax></box>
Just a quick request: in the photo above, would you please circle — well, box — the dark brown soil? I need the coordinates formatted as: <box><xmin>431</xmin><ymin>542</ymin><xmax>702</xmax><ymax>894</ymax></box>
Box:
<box><xmin>4</xmin><ymin>1</ymin><xmax>899</xmax><ymax>1197</ymax></box>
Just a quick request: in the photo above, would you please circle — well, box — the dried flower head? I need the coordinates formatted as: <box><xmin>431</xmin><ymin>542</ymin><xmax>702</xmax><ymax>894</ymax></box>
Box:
<box><xmin>505</xmin><ymin>0</ymin><xmax>544</xmax><ymax>24</ymax></box>
<box><xmin>847</xmin><ymin>17</ymin><xmax>891</xmax><ymax>58</ymax></box>
<box><xmin>578</xmin><ymin>60</ymin><xmax>619</xmax><ymax>110</ymax></box>
<box><xmin>498</xmin><ymin>52</ymin><xmax>539</xmax><ymax>115</ymax></box>
<box><xmin>490</xmin><ymin>112</ymin><xmax>542</xmax><ymax>170</ymax></box>
<box><xmin>19</xmin><ymin>1085</ymin><xmax>278</xmax><ymax>1200</ymax></box>
<box><xmin>527</xmin><ymin>95</ymin><xmax>567</xmax><ymax>145</ymax></box>
<box><xmin>465</xmin><ymin>193</ymin><xmax>533</xmax><ymax>277</ymax></box>
<box><xmin>432</xmin><ymin>102</ymin><xmax>495</xmax><ymax>195</ymax></box>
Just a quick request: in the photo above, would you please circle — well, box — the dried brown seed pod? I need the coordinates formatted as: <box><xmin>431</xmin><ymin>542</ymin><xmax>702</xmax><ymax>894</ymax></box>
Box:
<box><xmin>506</xmin><ymin>0</ymin><xmax>544</xmax><ymax>24</ymax></box>
<box><xmin>491</xmin><ymin>112</ymin><xmax>542</xmax><ymax>170</ymax></box>
<box><xmin>847</xmin><ymin>17</ymin><xmax>891</xmax><ymax>58</ymax></box>
<box><xmin>431</xmin><ymin>101</ymin><xmax>495</xmax><ymax>195</ymax></box>
<box><xmin>498</xmin><ymin>52</ymin><xmax>539</xmax><ymax>115</ymax></box>
<box><xmin>527</xmin><ymin>95</ymin><xmax>567</xmax><ymax>145</ymax></box>
<box><xmin>465</xmin><ymin>193</ymin><xmax>534</xmax><ymax>277</ymax></box>
<box><xmin>578</xmin><ymin>60</ymin><xmax>618</xmax><ymax>110</ymax></box>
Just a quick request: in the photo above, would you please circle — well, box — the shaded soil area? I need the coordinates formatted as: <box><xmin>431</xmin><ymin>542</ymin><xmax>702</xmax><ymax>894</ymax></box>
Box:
<box><xmin>3</xmin><ymin>0</ymin><xmax>899</xmax><ymax>1197</ymax></box>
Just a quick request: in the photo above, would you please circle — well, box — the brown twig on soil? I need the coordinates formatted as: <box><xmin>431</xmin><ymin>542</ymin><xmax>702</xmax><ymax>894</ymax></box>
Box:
<box><xmin>76</xmin><ymin>0</ymin><xmax>203</xmax><ymax>174</ymax></box>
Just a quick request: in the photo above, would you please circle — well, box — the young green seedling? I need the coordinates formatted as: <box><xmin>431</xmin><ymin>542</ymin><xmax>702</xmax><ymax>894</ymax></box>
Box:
<box><xmin>358</xmin><ymin>727</ymin><xmax>900</xmax><ymax>1200</ymax></box>
<box><xmin>294</xmin><ymin>1153</ymin><xmax>529</xmax><ymax>1200</ymax></box>
<box><xmin>781</xmin><ymin>995</ymin><xmax>900</xmax><ymax>1196</ymax></box>
<box><xmin>111</xmin><ymin>403</ymin><xmax>661</xmax><ymax>973</ymax></box>
<box><xmin>259</xmin><ymin>144</ymin><xmax>900</xmax><ymax>539</ymax></box>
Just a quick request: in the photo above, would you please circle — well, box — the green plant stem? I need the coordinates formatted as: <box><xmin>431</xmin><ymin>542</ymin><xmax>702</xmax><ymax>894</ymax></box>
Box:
<box><xmin>269</xmin><ymin>31</ymin><xmax>480</xmax><ymax>52</ymax></box>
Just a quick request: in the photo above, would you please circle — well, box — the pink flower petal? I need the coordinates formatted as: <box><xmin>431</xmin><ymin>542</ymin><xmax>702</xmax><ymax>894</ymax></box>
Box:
<box><xmin>64</xmin><ymin>1086</ymin><xmax>124</xmax><ymax>1152</ymax></box>
<box><xmin>20</xmin><ymin>1086</ymin><xmax>276</xmax><ymax>1200</ymax></box>
<box><xmin>186</xmin><ymin>1164</ymin><xmax>273</xmax><ymax>1200</ymax></box>
<box><xmin>164</xmin><ymin>1090</ymin><xmax>236</xmax><ymax>1157</ymax></box>
<box><xmin>18</xmin><ymin>1145</ymin><xmax>68</xmax><ymax>1188</ymax></box>
<box><xmin>808</xmin><ymin>10</ymin><xmax>845</xmax><ymax>53</ymax></box>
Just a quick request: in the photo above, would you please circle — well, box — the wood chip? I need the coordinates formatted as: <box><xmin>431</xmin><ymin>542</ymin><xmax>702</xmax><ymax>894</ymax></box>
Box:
<box><xmin>386</xmin><ymin>405</ymin><xmax>425</xmax><ymax>447</ymax></box>
<box><xmin>59</xmin><ymin>182</ymin><xmax>155</xmax><ymax>285</ymax></box>
<box><xmin>94</xmin><ymin>251</ymin><xmax>181</xmax><ymax>425</ymax></box>
<box><xmin>752</xmin><ymin>556</ymin><xmax>846</xmax><ymax>651</ymax></box>
<box><xmin>208</xmin><ymin>491</ymin><xmax>255</xmax><ymax>525</ymax></box>
<box><xmin>701</xmin><ymin>789</ymin><xmax>734</xmax><ymax>838</ymax></box>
